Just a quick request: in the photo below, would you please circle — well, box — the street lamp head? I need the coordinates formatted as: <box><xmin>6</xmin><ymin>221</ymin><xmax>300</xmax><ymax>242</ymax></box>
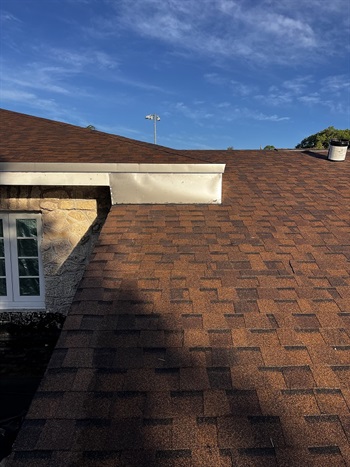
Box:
<box><xmin>145</xmin><ymin>114</ymin><xmax>160</xmax><ymax>121</ymax></box>
<box><xmin>145</xmin><ymin>113</ymin><xmax>160</xmax><ymax>144</ymax></box>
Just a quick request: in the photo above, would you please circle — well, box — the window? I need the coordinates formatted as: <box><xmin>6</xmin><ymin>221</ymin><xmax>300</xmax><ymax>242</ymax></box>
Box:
<box><xmin>0</xmin><ymin>213</ymin><xmax>45</xmax><ymax>309</ymax></box>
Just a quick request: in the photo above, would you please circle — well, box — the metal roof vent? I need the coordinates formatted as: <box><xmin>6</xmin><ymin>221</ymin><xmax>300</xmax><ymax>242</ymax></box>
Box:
<box><xmin>327</xmin><ymin>139</ymin><xmax>349</xmax><ymax>162</ymax></box>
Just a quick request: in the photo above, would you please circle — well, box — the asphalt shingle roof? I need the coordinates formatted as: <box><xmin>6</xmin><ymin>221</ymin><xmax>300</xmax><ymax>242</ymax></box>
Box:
<box><xmin>0</xmin><ymin>108</ymin><xmax>205</xmax><ymax>164</ymax></box>
<box><xmin>2</xmin><ymin>109</ymin><xmax>350</xmax><ymax>466</ymax></box>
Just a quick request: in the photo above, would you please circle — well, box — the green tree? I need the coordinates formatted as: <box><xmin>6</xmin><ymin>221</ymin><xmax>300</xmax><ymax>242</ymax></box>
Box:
<box><xmin>296</xmin><ymin>126</ymin><xmax>350</xmax><ymax>149</ymax></box>
<box><xmin>263</xmin><ymin>145</ymin><xmax>275</xmax><ymax>150</ymax></box>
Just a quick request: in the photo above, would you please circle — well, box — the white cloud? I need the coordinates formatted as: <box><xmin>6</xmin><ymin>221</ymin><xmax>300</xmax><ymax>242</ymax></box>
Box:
<box><xmin>205</xmin><ymin>74</ymin><xmax>257</xmax><ymax>97</ymax></box>
<box><xmin>256</xmin><ymin>91</ymin><xmax>293</xmax><ymax>107</ymax></box>
<box><xmin>175</xmin><ymin>102</ymin><xmax>214</xmax><ymax>121</ymax></box>
<box><xmin>1</xmin><ymin>10</ymin><xmax>23</xmax><ymax>52</ymax></box>
<box><xmin>217</xmin><ymin>0</ymin><xmax>239</xmax><ymax>15</ymax></box>
<box><xmin>297</xmin><ymin>93</ymin><xmax>348</xmax><ymax>114</ymax></box>
<box><xmin>204</xmin><ymin>73</ymin><xmax>227</xmax><ymax>86</ymax></box>
<box><xmin>1</xmin><ymin>63</ymin><xmax>76</xmax><ymax>97</ymax></box>
<box><xmin>110</xmin><ymin>75</ymin><xmax>168</xmax><ymax>93</ymax></box>
<box><xmin>43</xmin><ymin>47</ymin><xmax>118</xmax><ymax>70</ymax></box>
<box><xmin>321</xmin><ymin>75</ymin><xmax>350</xmax><ymax>93</ymax></box>
<box><xmin>0</xmin><ymin>12</ymin><xmax>21</xmax><ymax>23</ymax></box>
<box><xmin>105</xmin><ymin>0</ymin><xmax>344</xmax><ymax>65</ymax></box>
<box><xmin>254</xmin><ymin>73</ymin><xmax>349</xmax><ymax>115</ymax></box>
<box><xmin>281</xmin><ymin>77</ymin><xmax>313</xmax><ymax>94</ymax></box>
<box><xmin>255</xmin><ymin>76</ymin><xmax>314</xmax><ymax>107</ymax></box>
<box><xmin>252</xmin><ymin>13</ymin><xmax>316</xmax><ymax>48</ymax></box>
<box><xmin>233</xmin><ymin>107</ymin><xmax>290</xmax><ymax>122</ymax></box>
<box><xmin>0</xmin><ymin>86</ymin><xmax>96</xmax><ymax>125</ymax></box>
<box><xmin>0</xmin><ymin>44</ymin><xmax>120</xmax><ymax>106</ymax></box>
<box><xmin>254</xmin><ymin>113</ymin><xmax>290</xmax><ymax>122</ymax></box>
<box><xmin>170</xmin><ymin>99</ymin><xmax>289</xmax><ymax>124</ymax></box>
<box><xmin>298</xmin><ymin>94</ymin><xmax>321</xmax><ymax>105</ymax></box>
<box><xmin>230</xmin><ymin>80</ymin><xmax>257</xmax><ymax>97</ymax></box>
<box><xmin>217</xmin><ymin>102</ymin><xmax>231</xmax><ymax>109</ymax></box>
<box><xmin>271</xmin><ymin>0</ymin><xmax>349</xmax><ymax>16</ymax></box>
<box><xmin>0</xmin><ymin>89</ymin><xmax>60</xmax><ymax>112</ymax></box>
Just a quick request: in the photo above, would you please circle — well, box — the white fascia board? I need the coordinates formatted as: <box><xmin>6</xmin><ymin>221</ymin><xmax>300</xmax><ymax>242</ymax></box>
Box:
<box><xmin>0</xmin><ymin>163</ymin><xmax>225</xmax><ymax>174</ymax></box>
<box><xmin>110</xmin><ymin>172</ymin><xmax>223</xmax><ymax>204</ymax></box>
<box><xmin>0</xmin><ymin>162</ymin><xmax>226</xmax><ymax>204</ymax></box>
<box><xmin>0</xmin><ymin>172</ymin><xmax>109</xmax><ymax>186</ymax></box>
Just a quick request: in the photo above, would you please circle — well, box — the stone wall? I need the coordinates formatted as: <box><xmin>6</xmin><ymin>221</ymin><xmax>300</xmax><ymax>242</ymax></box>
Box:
<box><xmin>0</xmin><ymin>186</ymin><xmax>111</xmax><ymax>317</ymax></box>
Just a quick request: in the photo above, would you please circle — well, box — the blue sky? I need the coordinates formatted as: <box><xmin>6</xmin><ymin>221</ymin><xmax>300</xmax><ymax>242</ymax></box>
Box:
<box><xmin>1</xmin><ymin>0</ymin><xmax>349</xmax><ymax>149</ymax></box>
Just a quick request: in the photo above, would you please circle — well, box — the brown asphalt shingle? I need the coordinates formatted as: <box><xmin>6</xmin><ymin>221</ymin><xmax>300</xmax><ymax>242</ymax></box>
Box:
<box><xmin>0</xmin><ymin>108</ymin><xmax>205</xmax><ymax>164</ymax></box>
<box><xmin>2</xmin><ymin>110</ymin><xmax>350</xmax><ymax>466</ymax></box>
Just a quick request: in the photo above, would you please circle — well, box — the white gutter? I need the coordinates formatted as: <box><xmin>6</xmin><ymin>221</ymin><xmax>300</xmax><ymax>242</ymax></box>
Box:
<box><xmin>0</xmin><ymin>163</ymin><xmax>226</xmax><ymax>204</ymax></box>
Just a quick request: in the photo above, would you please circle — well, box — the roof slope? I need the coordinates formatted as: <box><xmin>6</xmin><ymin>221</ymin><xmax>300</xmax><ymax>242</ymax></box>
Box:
<box><xmin>2</xmin><ymin>108</ymin><xmax>350</xmax><ymax>465</ymax></box>
<box><xmin>9</xmin><ymin>147</ymin><xmax>350</xmax><ymax>466</ymax></box>
<box><xmin>0</xmin><ymin>108</ymin><xmax>205</xmax><ymax>164</ymax></box>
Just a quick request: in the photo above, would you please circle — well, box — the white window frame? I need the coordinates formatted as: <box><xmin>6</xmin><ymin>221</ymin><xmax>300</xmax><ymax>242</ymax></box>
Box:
<box><xmin>0</xmin><ymin>213</ymin><xmax>45</xmax><ymax>309</ymax></box>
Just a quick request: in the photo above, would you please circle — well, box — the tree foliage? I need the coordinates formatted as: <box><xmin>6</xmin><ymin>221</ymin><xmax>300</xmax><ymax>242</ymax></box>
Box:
<box><xmin>263</xmin><ymin>145</ymin><xmax>275</xmax><ymax>150</ymax></box>
<box><xmin>295</xmin><ymin>126</ymin><xmax>350</xmax><ymax>149</ymax></box>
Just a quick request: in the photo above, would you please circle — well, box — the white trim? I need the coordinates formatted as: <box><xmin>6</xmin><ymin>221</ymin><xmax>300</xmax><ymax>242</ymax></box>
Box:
<box><xmin>0</xmin><ymin>216</ymin><xmax>13</xmax><ymax>302</ymax></box>
<box><xmin>0</xmin><ymin>213</ymin><xmax>45</xmax><ymax>310</ymax></box>
<box><xmin>110</xmin><ymin>173</ymin><xmax>223</xmax><ymax>204</ymax></box>
<box><xmin>0</xmin><ymin>162</ymin><xmax>226</xmax><ymax>173</ymax></box>
<box><xmin>0</xmin><ymin>172</ymin><xmax>109</xmax><ymax>186</ymax></box>
<box><xmin>0</xmin><ymin>163</ymin><xmax>226</xmax><ymax>205</ymax></box>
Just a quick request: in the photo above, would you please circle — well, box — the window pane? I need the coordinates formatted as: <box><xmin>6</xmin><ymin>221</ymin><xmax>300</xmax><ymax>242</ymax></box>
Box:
<box><xmin>0</xmin><ymin>220</ymin><xmax>3</xmax><ymax>237</ymax></box>
<box><xmin>0</xmin><ymin>239</ymin><xmax>4</xmax><ymax>257</ymax></box>
<box><xmin>17</xmin><ymin>239</ymin><xmax>38</xmax><ymax>257</ymax></box>
<box><xmin>0</xmin><ymin>278</ymin><xmax>6</xmax><ymax>296</ymax></box>
<box><xmin>19</xmin><ymin>277</ymin><xmax>40</xmax><ymax>296</ymax></box>
<box><xmin>16</xmin><ymin>219</ymin><xmax>37</xmax><ymax>238</ymax></box>
<box><xmin>0</xmin><ymin>259</ymin><xmax>5</xmax><ymax>276</ymax></box>
<box><xmin>18</xmin><ymin>258</ymin><xmax>39</xmax><ymax>276</ymax></box>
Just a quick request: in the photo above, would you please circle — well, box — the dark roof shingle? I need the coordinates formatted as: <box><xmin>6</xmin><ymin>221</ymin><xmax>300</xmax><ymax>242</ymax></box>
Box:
<box><xmin>3</xmin><ymin>109</ymin><xmax>350</xmax><ymax>466</ymax></box>
<box><xmin>0</xmin><ymin>108</ymin><xmax>205</xmax><ymax>164</ymax></box>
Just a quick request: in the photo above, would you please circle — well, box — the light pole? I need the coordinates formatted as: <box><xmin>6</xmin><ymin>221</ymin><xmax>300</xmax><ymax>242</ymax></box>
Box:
<box><xmin>145</xmin><ymin>114</ymin><xmax>160</xmax><ymax>144</ymax></box>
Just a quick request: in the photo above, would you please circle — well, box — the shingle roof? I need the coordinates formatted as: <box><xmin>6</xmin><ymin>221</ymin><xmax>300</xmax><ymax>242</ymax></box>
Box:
<box><xmin>0</xmin><ymin>108</ymin><xmax>205</xmax><ymax>164</ymax></box>
<box><xmin>4</xmin><ymin>109</ymin><xmax>350</xmax><ymax>466</ymax></box>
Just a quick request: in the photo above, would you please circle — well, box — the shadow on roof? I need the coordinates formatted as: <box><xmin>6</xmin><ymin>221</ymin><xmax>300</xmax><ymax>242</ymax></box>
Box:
<box><xmin>301</xmin><ymin>150</ymin><xmax>329</xmax><ymax>160</ymax></box>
